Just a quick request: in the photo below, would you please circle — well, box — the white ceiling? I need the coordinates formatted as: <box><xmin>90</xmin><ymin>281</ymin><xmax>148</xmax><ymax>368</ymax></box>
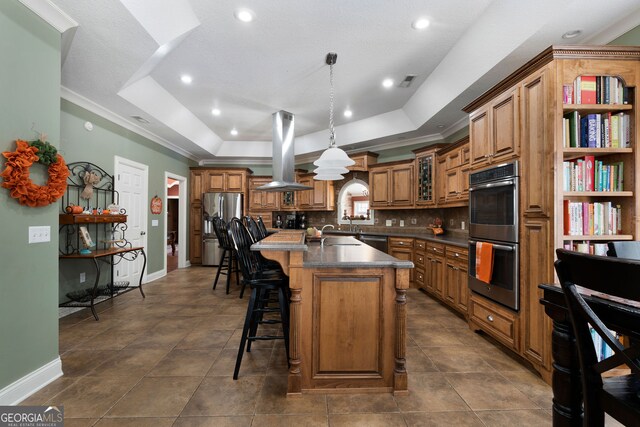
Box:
<box><xmin>35</xmin><ymin>0</ymin><xmax>640</xmax><ymax>163</ymax></box>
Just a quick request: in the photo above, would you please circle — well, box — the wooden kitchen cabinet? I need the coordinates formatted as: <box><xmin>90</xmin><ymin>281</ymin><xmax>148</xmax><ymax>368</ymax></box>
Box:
<box><xmin>296</xmin><ymin>173</ymin><xmax>335</xmax><ymax>211</ymax></box>
<box><xmin>424</xmin><ymin>242</ymin><xmax>444</xmax><ymax>297</ymax></box>
<box><xmin>444</xmin><ymin>246</ymin><xmax>469</xmax><ymax>314</ymax></box>
<box><xmin>369</xmin><ymin>160</ymin><xmax>414</xmax><ymax>209</ymax></box>
<box><xmin>413</xmin><ymin>145</ymin><xmax>444</xmax><ymax>206</ymax></box>
<box><xmin>248</xmin><ymin>176</ymin><xmax>280</xmax><ymax>211</ymax></box>
<box><xmin>413</xmin><ymin>239</ymin><xmax>426</xmax><ymax>289</ymax></box>
<box><xmin>205</xmin><ymin>168</ymin><xmax>248</xmax><ymax>192</ymax></box>
<box><xmin>469</xmin><ymin>86</ymin><xmax>520</xmax><ymax>169</ymax></box>
<box><xmin>347</xmin><ymin>151</ymin><xmax>378</xmax><ymax>171</ymax></box>
<box><xmin>436</xmin><ymin>137</ymin><xmax>470</xmax><ymax>207</ymax></box>
<box><xmin>388</xmin><ymin>237</ymin><xmax>414</xmax><ymax>284</ymax></box>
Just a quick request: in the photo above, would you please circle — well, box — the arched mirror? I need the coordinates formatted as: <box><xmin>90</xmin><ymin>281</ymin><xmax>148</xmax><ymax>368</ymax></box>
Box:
<box><xmin>337</xmin><ymin>178</ymin><xmax>374</xmax><ymax>227</ymax></box>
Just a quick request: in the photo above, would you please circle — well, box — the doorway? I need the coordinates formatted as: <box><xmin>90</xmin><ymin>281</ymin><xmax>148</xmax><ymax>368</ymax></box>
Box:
<box><xmin>164</xmin><ymin>171</ymin><xmax>187</xmax><ymax>274</ymax></box>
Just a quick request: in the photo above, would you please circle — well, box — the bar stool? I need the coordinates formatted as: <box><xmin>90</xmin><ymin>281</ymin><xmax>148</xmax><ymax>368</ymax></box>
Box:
<box><xmin>256</xmin><ymin>215</ymin><xmax>269</xmax><ymax>238</ymax></box>
<box><xmin>211</xmin><ymin>216</ymin><xmax>239</xmax><ymax>294</ymax></box>
<box><xmin>227</xmin><ymin>218</ymin><xmax>289</xmax><ymax>379</ymax></box>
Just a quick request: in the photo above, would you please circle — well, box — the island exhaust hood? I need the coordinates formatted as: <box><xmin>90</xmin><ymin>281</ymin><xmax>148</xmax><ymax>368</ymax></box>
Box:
<box><xmin>256</xmin><ymin>110</ymin><xmax>312</xmax><ymax>192</ymax></box>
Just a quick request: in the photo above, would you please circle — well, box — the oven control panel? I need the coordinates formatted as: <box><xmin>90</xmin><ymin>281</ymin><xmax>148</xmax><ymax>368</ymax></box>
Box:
<box><xmin>470</xmin><ymin>161</ymin><xmax>518</xmax><ymax>185</ymax></box>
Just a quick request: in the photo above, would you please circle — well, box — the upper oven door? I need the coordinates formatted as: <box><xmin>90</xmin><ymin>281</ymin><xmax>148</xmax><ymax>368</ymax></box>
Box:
<box><xmin>469</xmin><ymin>177</ymin><xmax>518</xmax><ymax>242</ymax></box>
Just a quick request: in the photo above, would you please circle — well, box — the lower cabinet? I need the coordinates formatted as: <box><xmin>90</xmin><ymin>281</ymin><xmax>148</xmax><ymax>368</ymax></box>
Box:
<box><xmin>469</xmin><ymin>294</ymin><xmax>520</xmax><ymax>352</ymax></box>
<box><xmin>424</xmin><ymin>242</ymin><xmax>444</xmax><ymax>297</ymax></box>
<box><xmin>423</xmin><ymin>243</ymin><xmax>468</xmax><ymax>317</ymax></box>
<box><xmin>388</xmin><ymin>237</ymin><xmax>414</xmax><ymax>284</ymax></box>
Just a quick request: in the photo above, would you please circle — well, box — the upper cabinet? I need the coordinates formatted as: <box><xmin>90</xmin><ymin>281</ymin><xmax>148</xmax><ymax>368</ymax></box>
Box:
<box><xmin>369</xmin><ymin>160</ymin><xmax>414</xmax><ymax>209</ymax></box>
<box><xmin>435</xmin><ymin>137</ymin><xmax>470</xmax><ymax>207</ymax></box>
<box><xmin>347</xmin><ymin>151</ymin><xmax>379</xmax><ymax>171</ymax></box>
<box><xmin>205</xmin><ymin>169</ymin><xmax>248</xmax><ymax>192</ymax></box>
<box><xmin>469</xmin><ymin>86</ymin><xmax>520</xmax><ymax>169</ymax></box>
<box><xmin>248</xmin><ymin>176</ymin><xmax>280</xmax><ymax>211</ymax></box>
<box><xmin>297</xmin><ymin>173</ymin><xmax>335</xmax><ymax>211</ymax></box>
<box><xmin>413</xmin><ymin>144</ymin><xmax>444</xmax><ymax>207</ymax></box>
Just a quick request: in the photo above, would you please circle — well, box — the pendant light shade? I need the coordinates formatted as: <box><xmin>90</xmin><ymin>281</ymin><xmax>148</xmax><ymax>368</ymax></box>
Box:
<box><xmin>313</xmin><ymin>52</ymin><xmax>354</xmax><ymax>181</ymax></box>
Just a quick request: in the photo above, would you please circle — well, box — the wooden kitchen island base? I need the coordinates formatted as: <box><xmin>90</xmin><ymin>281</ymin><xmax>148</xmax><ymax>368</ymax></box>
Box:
<box><xmin>253</xmin><ymin>232</ymin><xmax>412</xmax><ymax>396</ymax></box>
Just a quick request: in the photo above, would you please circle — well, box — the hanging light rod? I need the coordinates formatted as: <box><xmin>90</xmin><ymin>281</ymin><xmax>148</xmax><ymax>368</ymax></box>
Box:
<box><xmin>326</xmin><ymin>52</ymin><xmax>337</xmax><ymax>65</ymax></box>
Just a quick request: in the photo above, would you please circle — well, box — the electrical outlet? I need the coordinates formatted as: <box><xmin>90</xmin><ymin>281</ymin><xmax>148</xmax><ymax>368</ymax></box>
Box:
<box><xmin>375</xmin><ymin>218</ymin><xmax>379</xmax><ymax>224</ymax></box>
<box><xmin>411</xmin><ymin>218</ymin><xmax>417</xmax><ymax>225</ymax></box>
<box><xmin>80</xmin><ymin>272</ymin><xmax>86</xmax><ymax>283</ymax></box>
<box><xmin>461</xmin><ymin>221</ymin><xmax>466</xmax><ymax>230</ymax></box>
<box><xmin>385</xmin><ymin>220</ymin><xmax>392</xmax><ymax>226</ymax></box>
<box><xmin>391</xmin><ymin>218</ymin><xmax>397</xmax><ymax>226</ymax></box>
<box><xmin>449</xmin><ymin>219</ymin><xmax>454</xmax><ymax>226</ymax></box>
<box><xmin>400</xmin><ymin>220</ymin><xmax>405</xmax><ymax>227</ymax></box>
<box><xmin>28</xmin><ymin>226</ymin><xmax>51</xmax><ymax>243</ymax></box>
<box><xmin>320</xmin><ymin>217</ymin><xmax>325</xmax><ymax>223</ymax></box>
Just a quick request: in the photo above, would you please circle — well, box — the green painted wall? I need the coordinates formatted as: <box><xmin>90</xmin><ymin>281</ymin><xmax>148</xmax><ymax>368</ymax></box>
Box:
<box><xmin>58</xmin><ymin>100</ymin><xmax>196</xmax><ymax>301</ymax></box>
<box><xmin>0</xmin><ymin>1</ymin><xmax>61</xmax><ymax>390</ymax></box>
<box><xmin>610</xmin><ymin>25</ymin><xmax>640</xmax><ymax>45</ymax></box>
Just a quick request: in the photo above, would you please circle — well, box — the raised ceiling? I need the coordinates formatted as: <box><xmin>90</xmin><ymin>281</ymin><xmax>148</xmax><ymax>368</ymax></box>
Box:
<box><xmin>38</xmin><ymin>0</ymin><xmax>640</xmax><ymax>163</ymax></box>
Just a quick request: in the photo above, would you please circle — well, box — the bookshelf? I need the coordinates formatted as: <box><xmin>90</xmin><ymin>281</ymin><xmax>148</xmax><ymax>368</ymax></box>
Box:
<box><xmin>561</xmin><ymin>74</ymin><xmax>636</xmax><ymax>255</ymax></box>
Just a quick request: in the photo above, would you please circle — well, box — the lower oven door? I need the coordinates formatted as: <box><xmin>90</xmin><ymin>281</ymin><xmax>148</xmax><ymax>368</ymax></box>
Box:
<box><xmin>468</xmin><ymin>239</ymin><xmax>519</xmax><ymax>311</ymax></box>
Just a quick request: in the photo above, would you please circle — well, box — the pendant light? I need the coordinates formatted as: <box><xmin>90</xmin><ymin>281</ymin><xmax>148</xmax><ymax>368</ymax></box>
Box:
<box><xmin>314</xmin><ymin>52</ymin><xmax>354</xmax><ymax>180</ymax></box>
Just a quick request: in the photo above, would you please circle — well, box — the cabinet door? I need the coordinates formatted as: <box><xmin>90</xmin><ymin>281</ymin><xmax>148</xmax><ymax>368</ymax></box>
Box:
<box><xmin>433</xmin><ymin>256</ymin><xmax>444</xmax><ymax>298</ymax></box>
<box><xmin>459</xmin><ymin>166</ymin><xmax>470</xmax><ymax>200</ymax></box>
<box><xmin>390</xmin><ymin>165</ymin><xmax>414</xmax><ymax>206</ymax></box>
<box><xmin>424</xmin><ymin>255</ymin><xmax>436</xmax><ymax>293</ymax></box>
<box><xmin>416</xmin><ymin>153</ymin><xmax>436</xmax><ymax>205</ymax></box>
<box><xmin>369</xmin><ymin>169</ymin><xmax>390</xmax><ymax>207</ymax></box>
<box><xmin>206</xmin><ymin>171</ymin><xmax>226</xmax><ymax>192</ymax></box>
<box><xmin>491</xmin><ymin>86</ymin><xmax>520</xmax><ymax>162</ymax></box>
<box><xmin>190</xmin><ymin>204</ymin><xmax>202</xmax><ymax>264</ymax></box>
<box><xmin>311</xmin><ymin>180</ymin><xmax>327</xmax><ymax>208</ymax></box>
<box><xmin>456</xmin><ymin>261</ymin><xmax>469</xmax><ymax>313</ymax></box>
<box><xmin>263</xmin><ymin>191</ymin><xmax>279</xmax><ymax>210</ymax></box>
<box><xmin>249</xmin><ymin>186</ymin><xmax>264</xmax><ymax>211</ymax></box>
<box><xmin>470</xmin><ymin>107</ymin><xmax>491</xmax><ymax>167</ymax></box>
<box><xmin>444</xmin><ymin>261</ymin><xmax>457</xmax><ymax>304</ymax></box>
<box><xmin>226</xmin><ymin>171</ymin><xmax>245</xmax><ymax>192</ymax></box>
<box><xmin>446</xmin><ymin>169</ymin><xmax>460</xmax><ymax>200</ymax></box>
<box><xmin>190</xmin><ymin>170</ymin><xmax>205</xmax><ymax>204</ymax></box>
<box><xmin>297</xmin><ymin>176</ymin><xmax>312</xmax><ymax>208</ymax></box>
<box><xmin>436</xmin><ymin>156</ymin><xmax>447</xmax><ymax>204</ymax></box>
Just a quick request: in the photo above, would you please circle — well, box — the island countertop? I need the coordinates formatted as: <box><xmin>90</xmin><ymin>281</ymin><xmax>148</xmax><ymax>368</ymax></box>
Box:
<box><xmin>251</xmin><ymin>232</ymin><xmax>414</xmax><ymax>269</ymax></box>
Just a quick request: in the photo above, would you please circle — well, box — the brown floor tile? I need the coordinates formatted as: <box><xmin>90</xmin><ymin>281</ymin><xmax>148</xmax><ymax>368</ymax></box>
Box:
<box><xmin>181</xmin><ymin>376</ymin><xmax>265</xmax><ymax>416</ymax></box>
<box><xmin>147</xmin><ymin>349</ymin><xmax>218</xmax><ymax>377</ymax></box>
<box><xmin>50</xmin><ymin>375</ymin><xmax>140</xmax><ymax>418</ymax></box>
<box><xmin>408</xmin><ymin>327</ymin><xmax>467</xmax><ymax>348</ymax></box>
<box><xmin>87</xmin><ymin>348</ymin><xmax>169</xmax><ymax>378</ymax></box>
<box><xmin>255</xmin><ymin>375</ymin><xmax>326</xmax><ymax>415</ymax></box>
<box><xmin>173</xmin><ymin>416</ymin><xmax>254</xmax><ymax>427</ymax></box>
<box><xmin>481</xmin><ymin>346</ymin><xmax>532</xmax><ymax>373</ymax></box>
<box><xmin>207</xmin><ymin>348</ymin><xmax>272</xmax><ymax>377</ymax></box>
<box><xmin>474</xmin><ymin>409</ymin><xmax>552</xmax><ymax>426</ymax></box>
<box><xmin>93</xmin><ymin>417</ymin><xmax>175</xmax><ymax>426</ymax></box>
<box><xmin>20</xmin><ymin>377</ymin><xmax>78</xmax><ymax>405</ymax></box>
<box><xmin>124</xmin><ymin>327</ymin><xmax>190</xmax><ymax>350</ymax></box>
<box><xmin>403</xmin><ymin>411</ymin><xmax>484</xmax><ymax>426</ymax></box>
<box><xmin>60</xmin><ymin>350</ymin><xmax>119</xmax><ymax>377</ymax></box>
<box><xmin>267</xmin><ymin>346</ymin><xmax>290</xmax><ymax>376</ymax></box>
<box><xmin>422</xmin><ymin>346</ymin><xmax>496</xmax><ymax>373</ymax></box>
<box><xmin>405</xmin><ymin>346</ymin><xmax>439</xmax><ymax>373</ymax></box>
<box><xmin>62</xmin><ymin>418</ymin><xmax>98</xmax><ymax>427</ymax></box>
<box><xmin>251</xmin><ymin>414</ymin><xmax>329</xmax><ymax>426</ymax></box>
<box><xmin>199</xmin><ymin>314</ymin><xmax>245</xmax><ymax>330</ymax></box>
<box><xmin>329</xmin><ymin>413</ymin><xmax>407</xmax><ymax>427</ymax></box>
<box><xmin>445</xmin><ymin>372</ymin><xmax>539</xmax><ymax>411</ymax></box>
<box><xmin>327</xmin><ymin>393</ymin><xmax>399</xmax><ymax>414</ymax></box>
<box><xmin>176</xmin><ymin>328</ymin><xmax>234</xmax><ymax>350</ymax></box>
<box><xmin>499</xmin><ymin>370</ymin><xmax>554</xmax><ymax>410</ymax></box>
<box><xmin>224</xmin><ymin>328</ymin><xmax>278</xmax><ymax>351</ymax></box>
<box><xmin>173</xmin><ymin>305</ymin><xmax>219</xmax><ymax>317</ymax></box>
<box><xmin>394</xmin><ymin>372</ymin><xmax>470</xmax><ymax>413</ymax></box>
<box><xmin>71</xmin><ymin>328</ymin><xmax>143</xmax><ymax>350</ymax></box>
<box><xmin>105</xmin><ymin>377</ymin><xmax>202</xmax><ymax>417</ymax></box>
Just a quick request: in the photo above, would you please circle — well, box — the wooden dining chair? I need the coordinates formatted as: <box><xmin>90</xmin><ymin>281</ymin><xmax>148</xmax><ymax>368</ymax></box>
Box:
<box><xmin>554</xmin><ymin>249</ymin><xmax>640</xmax><ymax>426</ymax></box>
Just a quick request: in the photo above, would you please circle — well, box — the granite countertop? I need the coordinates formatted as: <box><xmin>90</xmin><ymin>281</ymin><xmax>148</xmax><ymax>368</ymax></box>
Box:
<box><xmin>324</xmin><ymin>228</ymin><xmax>469</xmax><ymax>248</ymax></box>
<box><xmin>304</xmin><ymin>236</ymin><xmax>414</xmax><ymax>269</ymax></box>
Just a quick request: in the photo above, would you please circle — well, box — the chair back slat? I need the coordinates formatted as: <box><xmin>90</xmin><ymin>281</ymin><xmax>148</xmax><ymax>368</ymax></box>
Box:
<box><xmin>256</xmin><ymin>216</ymin><xmax>269</xmax><ymax>239</ymax></box>
<box><xmin>228</xmin><ymin>218</ymin><xmax>261</xmax><ymax>278</ymax></box>
<box><xmin>213</xmin><ymin>216</ymin><xmax>233</xmax><ymax>250</ymax></box>
<box><xmin>242</xmin><ymin>216</ymin><xmax>264</xmax><ymax>242</ymax></box>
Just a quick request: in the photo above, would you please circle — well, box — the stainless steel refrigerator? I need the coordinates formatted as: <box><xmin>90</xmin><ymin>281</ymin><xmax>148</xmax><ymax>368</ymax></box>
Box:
<box><xmin>202</xmin><ymin>192</ymin><xmax>243</xmax><ymax>266</ymax></box>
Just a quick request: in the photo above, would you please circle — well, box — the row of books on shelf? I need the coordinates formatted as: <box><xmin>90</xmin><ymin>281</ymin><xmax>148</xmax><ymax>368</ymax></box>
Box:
<box><xmin>590</xmin><ymin>326</ymin><xmax>619</xmax><ymax>362</ymax></box>
<box><xmin>562</xmin><ymin>111</ymin><xmax>630</xmax><ymax>148</ymax></box>
<box><xmin>563</xmin><ymin>241</ymin><xmax>609</xmax><ymax>256</ymax></box>
<box><xmin>563</xmin><ymin>75</ymin><xmax>629</xmax><ymax>105</ymax></box>
<box><xmin>562</xmin><ymin>156</ymin><xmax>623</xmax><ymax>192</ymax></box>
<box><xmin>563</xmin><ymin>200</ymin><xmax>622</xmax><ymax>236</ymax></box>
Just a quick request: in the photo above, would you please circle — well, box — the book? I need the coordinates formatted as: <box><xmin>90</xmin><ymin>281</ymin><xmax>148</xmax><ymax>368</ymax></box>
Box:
<box><xmin>580</xmin><ymin>75</ymin><xmax>597</xmax><ymax>104</ymax></box>
<box><xmin>563</xmin><ymin>85</ymin><xmax>574</xmax><ymax>104</ymax></box>
<box><xmin>584</xmin><ymin>155</ymin><xmax>595</xmax><ymax>191</ymax></box>
<box><xmin>565</xmin><ymin>111</ymin><xmax>579</xmax><ymax>148</ymax></box>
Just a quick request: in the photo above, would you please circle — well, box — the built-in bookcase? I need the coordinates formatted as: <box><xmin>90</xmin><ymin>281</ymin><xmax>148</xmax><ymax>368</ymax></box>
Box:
<box><xmin>561</xmin><ymin>76</ymin><xmax>636</xmax><ymax>255</ymax></box>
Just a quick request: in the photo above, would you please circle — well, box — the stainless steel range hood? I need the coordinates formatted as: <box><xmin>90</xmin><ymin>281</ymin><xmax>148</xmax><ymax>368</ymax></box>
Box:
<box><xmin>257</xmin><ymin>110</ymin><xmax>312</xmax><ymax>192</ymax></box>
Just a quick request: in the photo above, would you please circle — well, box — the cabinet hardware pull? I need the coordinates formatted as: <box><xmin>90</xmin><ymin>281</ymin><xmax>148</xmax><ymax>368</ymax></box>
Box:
<box><xmin>455</xmin><ymin>253</ymin><xmax>459</xmax><ymax>257</ymax></box>
<box><xmin>399</xmin><ymin>242</ymin><xmax>404</xmax><ymax>245</ymax></box>
<box><xmin>487</xmin><ymin>315</ymin><xmax>494</xmax><ymax>322</ymax></box>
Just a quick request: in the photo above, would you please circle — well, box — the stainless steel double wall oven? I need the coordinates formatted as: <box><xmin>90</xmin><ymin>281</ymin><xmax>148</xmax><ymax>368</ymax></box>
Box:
<box><xmin>468</xmin><ymin>161</ymin><xmax>519</xmax><ymax>311</ymax></box>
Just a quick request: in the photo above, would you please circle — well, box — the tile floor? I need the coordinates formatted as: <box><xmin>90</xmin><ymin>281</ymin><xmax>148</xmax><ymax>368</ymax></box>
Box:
<box><xmin>25</xmin><ymin>266</ymin><xmax>560</xmax><ymax>426</ymax></box>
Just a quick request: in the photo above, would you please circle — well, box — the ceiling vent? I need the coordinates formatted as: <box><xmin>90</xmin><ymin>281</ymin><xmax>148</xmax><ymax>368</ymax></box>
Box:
<box><xmin>131</xmin><ymin>115</ymin><xmax>150</xmax><ymax>124</ymax></box>
<box><xmin>398</xmin><ymin>74</ymin><xmax>417</xmax><ymax>88</ymax></box>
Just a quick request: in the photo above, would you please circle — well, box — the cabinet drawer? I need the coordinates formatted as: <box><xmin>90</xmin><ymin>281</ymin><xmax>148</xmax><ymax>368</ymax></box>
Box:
<box><xmin>415</xmin><ymin>268</ymin><xmax>425</xmax><ymax>287</ymax></box>
<box><xmin>446</xmin><ymin>246</ymin><xmax>468</xmax><ymax>263</ymax></box>
<box><xmin>414</xmin><ymin>253</ymin><xmax>425</xmax><ymax>268</ymax></box>
<box><xmin>389</xmin><ymin>237</ymin><xmax>414</xmax><ymax>249</ymax></box>
<box><xmin>470</xmin><ymin>295</ymin><xmax>519</xmax><ymax>351</ymax></box>
<box><xmin>426</xmin><ymin>242</ymin><xmax>445</xmax><ymax>256</ymax></box>
<box><xmin>415</xmin><ymin>240</ymin><xmax>426</xmax><ymax>251</ymax></box>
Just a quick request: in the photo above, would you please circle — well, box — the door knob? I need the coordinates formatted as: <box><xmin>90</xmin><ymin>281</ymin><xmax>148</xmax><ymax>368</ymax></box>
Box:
<box><xmin>140</xmin><ymin>231</ymin><xmax>146</xmax><ymax>236</ymax></box>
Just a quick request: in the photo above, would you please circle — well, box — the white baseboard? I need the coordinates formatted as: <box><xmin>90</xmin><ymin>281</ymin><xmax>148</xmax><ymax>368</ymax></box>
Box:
<box><xmin>185</xmin><ymin>261</ymin><xmax>191</xmax><ymax>268</ymax></box>
<box><xmin>145</xmin><ymin>269</ymin><xmax>166</xmax><ymax>283</ymax></box>
<box><xmin>0</xmin><ymin>357</ymin><xmax>63</xmax><ymax>405</ymax></box>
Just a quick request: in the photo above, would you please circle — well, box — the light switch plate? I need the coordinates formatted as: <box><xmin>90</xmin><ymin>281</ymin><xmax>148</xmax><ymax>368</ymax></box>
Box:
<box><xmin>400</xmin><ymin>220</ymin><xmax>405</xmax><ymax>227</ymax></box>
<box><xmin>385</xmin><ymin>220</ymin><xmax>392</xmax><ymax>226</ymax></box>
<box><xmin>152</xmin><ymin>219</ymin><xmax>159</xmax><ymax>226</ymax></box>
<box><xmin>28</xmin><ymin>226</ymin><xmax>50</xmax><ymax>243</ymax></box>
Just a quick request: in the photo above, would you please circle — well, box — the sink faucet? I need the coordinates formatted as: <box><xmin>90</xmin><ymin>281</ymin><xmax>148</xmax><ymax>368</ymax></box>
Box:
<box><xmin>320</xmin><ymin>224</ymin><xmax>334</xmax><ymax>247</ymax></box>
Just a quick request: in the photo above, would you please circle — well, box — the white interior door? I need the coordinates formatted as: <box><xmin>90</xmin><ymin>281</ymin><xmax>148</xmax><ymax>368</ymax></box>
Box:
<box><xmin>115</xmin><ymin>156</ymin><xmax>148</xmax><ymax>286</ymax></box>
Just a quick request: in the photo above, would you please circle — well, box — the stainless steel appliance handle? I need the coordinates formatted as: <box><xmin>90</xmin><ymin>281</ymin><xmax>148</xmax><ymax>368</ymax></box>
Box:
<box><xmin>469</xmin><ymin>179</ymin><xmax>515</xmax><ymax>191</ymax></box>
<box><xmin>468</xmin><ymin>240</ymin><xmax>514</xmax><ymax>252</ymax></box>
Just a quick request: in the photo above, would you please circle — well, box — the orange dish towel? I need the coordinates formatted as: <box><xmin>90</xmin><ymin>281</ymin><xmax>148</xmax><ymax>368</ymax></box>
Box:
<box><xmin>475</xmin><ymin>242</ymin><xmax>494</xmax><ymax>284</ymax></box>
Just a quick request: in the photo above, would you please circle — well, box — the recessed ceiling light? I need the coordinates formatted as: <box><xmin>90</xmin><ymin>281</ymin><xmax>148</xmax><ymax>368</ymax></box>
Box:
<box><xmin>562</xmin><ymin>30</ymin><xmax>582</xmax><ymax>39</ymax></box>
<box><xmin>344</xmin><ymin>109</ymin><xmax>353</xmax><ymax>118</ymax></box>
<box><xmin>211</xmin><ymin>108</ymin><xmax>221</xmax><ymax>116</ymax></box>
<box><xmin>181</xmin><ymin>74</ymin><xmax>192</xmax><ymax>84</ymax></box>
<box><xmin>234</xmin><ymin>8</ymin><xmax>255</xmax><ymax>23</ymax></box>
<box><xmin>412</xmin><ymin>18</ymin><xmax>430</xmax><ymax>30</ymax></box>
<box><xmin>382</xmin><ymin>78</ymin><xmax>394</xmax><ymax>88</ymax></box>
<box><xmin>437</xmin><ymin>124</ymin><xmax>445</xmax><ymax>129</ymax></box>
<box><xmin>230</xmin><ymin>128</ymin><xmax>238</xmax><ymax>136</ymax></box>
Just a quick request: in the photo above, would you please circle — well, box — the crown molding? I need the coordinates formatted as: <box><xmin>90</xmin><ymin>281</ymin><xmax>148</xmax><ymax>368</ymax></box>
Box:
<box><xmin>198</xmin><ymin>157</ymin><xmax>273</xmax><ymax>166</ymax></box>
<box><xmin>61</xmin><ymin>87</ymin><xmax>197</xmax><ymax>161</ymax></box>
<box><xmin>441</xmin><ymin>115</ymin><xmax>469</xmax><ymax>138</ymax></box>
<box><xmin>19</xmin><ymin>0</ymin><xmax>78</xmax><ymax>33</ymax></box>
<box><xmin>583</xmin><ymin>8</ymin><xmax>640</xmax><ymax>45</ymax></box>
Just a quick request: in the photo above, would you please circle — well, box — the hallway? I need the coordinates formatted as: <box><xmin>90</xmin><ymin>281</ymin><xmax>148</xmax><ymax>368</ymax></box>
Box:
<box><xmin>25</xmin><ymin>266</ymin><xmax>554</xmax><ymax>426</ymax></box>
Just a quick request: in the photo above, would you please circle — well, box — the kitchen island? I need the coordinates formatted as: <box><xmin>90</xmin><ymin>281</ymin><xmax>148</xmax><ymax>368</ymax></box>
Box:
<box><xmin>252</xmin><ymin>231</ymin><xmax>413</xmax><ymax>396</ymax></box>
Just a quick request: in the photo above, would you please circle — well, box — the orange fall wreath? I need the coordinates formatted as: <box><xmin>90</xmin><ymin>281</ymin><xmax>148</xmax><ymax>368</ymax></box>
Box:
<box><xmin>1</xmin><ymin>139</ymin><xmax>69</xmax><ymax>207</ymax></box>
